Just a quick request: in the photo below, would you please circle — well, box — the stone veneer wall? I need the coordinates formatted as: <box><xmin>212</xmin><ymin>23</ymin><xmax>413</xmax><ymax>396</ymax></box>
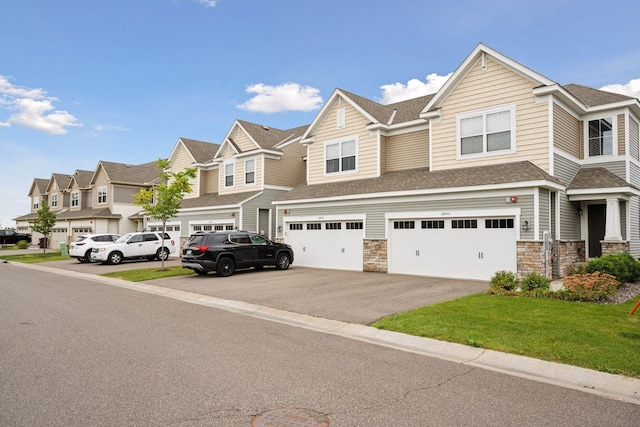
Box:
<box><xmin>363</xmin><ymin>239</ymin><xmax>387</xmax><ymax>272</ymax></box>
<box><xmin>555</xmin><ymin>240</ymin><xmax>585</xmax><ymax>278</ymax></box>
<box><xmin>516</xmin><ymin>241</ymin><xmax>552</xmax><ymax>279</ymax></box>
<box><xmin>601</xmin><ymin>240</ymin><xmax>630</xmax><ymax>256</ymax></box>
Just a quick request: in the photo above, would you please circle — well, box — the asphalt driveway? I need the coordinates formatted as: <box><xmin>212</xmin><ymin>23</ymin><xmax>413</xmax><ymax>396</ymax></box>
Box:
<box><xmin>39</xmin><ymin>257</ymin><xmax>488</xmax><ymax>324</ymax></box>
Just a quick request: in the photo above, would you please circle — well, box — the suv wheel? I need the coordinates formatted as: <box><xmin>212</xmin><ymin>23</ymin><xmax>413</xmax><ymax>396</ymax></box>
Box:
<box><xmin>216</xmin><ymin>257</ymin><xmax>235</xmax><ymax>277</ymax></box>
<box><xmin>108</xmin><ymin>251</ymin><xmax>123</xmax><ymax>265</ymax></box>
<box><xmin>275</xmin><ymin>252</ymin><xmax>291</xmax><ymax>270</ymax></box>
<box><xmin>156</xmin><ymin>247</ymin><xmax>169</xmax><ymax>261</ymax></box>
<box><xmin>82</xmin><ymin>249</ymin><xmax>93</xmax><ymax>263</ymax></box>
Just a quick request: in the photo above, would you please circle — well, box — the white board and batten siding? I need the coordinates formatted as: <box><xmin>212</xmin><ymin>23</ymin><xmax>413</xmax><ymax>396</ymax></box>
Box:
<box><xmin>283</xmin><ymin>214</ymin><xmax>366</xmax><ymax>271</ymax></box>
<box><xmin>387</xmin><ymin>209</ymin><xmax>521</xmax><ymax>281</ymax></box>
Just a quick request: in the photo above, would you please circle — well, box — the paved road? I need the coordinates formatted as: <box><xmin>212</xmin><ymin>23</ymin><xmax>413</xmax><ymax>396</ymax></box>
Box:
<box><xmin>1</xmin><ymin>263</ymin><xmax>639</xmax><ymax>426</ymax></box>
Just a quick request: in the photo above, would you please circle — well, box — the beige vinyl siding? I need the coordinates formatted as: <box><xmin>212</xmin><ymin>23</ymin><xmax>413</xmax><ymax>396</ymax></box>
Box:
<box><xmin>200</xmin><ymin>169</ymin><xmax>218</xmax><ymax>195</ymax></box>
<box><xmin>171</xmin><ymin>144</ymin><xmax>199</xmax><ymax>198</ymax></box>
<box><xmin>264</xmin><ymin>142</ymin><xmax>306</xmax><ymax>187</ymax></box>
<box><xmin>553</xmin><ymin>103</ymin><xmax>580</xmax><ymax>158</ymax></box>
<box><xmin>218</xmin><ymin>146</ymin><xmax>237</xmax><ymax>195</ymax></box>
<box><xmin>386</xmin><ymin>129</ymin><xmax>430</xmax><ymax>171</ymax></box>
<box><xmin>630</xmin><ymin>116</ymin><xmax>639</xmax><ymax>162</ymax></box>
<box><xmin>618</xmin><ymin>114</ymin><xmax>626</xmax><ymax>156</ymax></box>
<box><xmin>93</xmin><ymin>168</ymin><xmax>112</xmax><ymax>207</ymax></box>
<box><xmin>238</xmin><ymin>157</ymin><xmax>263</xmax><ymax>189</ymax></box>
<box><xmin>307</xmin><ymin>97</ymin><xmax>379</xmax><ymax>185</ymax></box>
<box><xmin>380</xmin><ymin>134</ymin><xmax>388</xmax><ymax>174</ymax></box>
<box><xmin>232</xmin><ymin>127</ymin><xmax>258</xmax><ymax>152</ymax></box>
<box><xmin>431</xmin><ymin>57</ymin><xmax>550</xmax><ymax>171</ymax></box>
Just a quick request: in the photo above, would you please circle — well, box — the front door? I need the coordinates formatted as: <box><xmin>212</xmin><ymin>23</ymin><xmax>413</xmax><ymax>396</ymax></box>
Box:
<box><xmin>588</xmin><ymin>204</ymin><xmax>606</xmax><ymax>258</ymax></box>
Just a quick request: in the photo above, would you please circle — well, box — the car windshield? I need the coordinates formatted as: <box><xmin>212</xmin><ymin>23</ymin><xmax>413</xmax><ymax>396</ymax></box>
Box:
<box><xmin>115</xmin><ymin>233</ymin><xmax>134</xmax><ymax>243</ymax></box>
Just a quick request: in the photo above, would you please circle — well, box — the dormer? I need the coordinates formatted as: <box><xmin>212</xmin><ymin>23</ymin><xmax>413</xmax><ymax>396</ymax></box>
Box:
<box><xmin>166</xmin><ymin>137</ymin><xmax>220</xmax><ymax>198</ymax></box>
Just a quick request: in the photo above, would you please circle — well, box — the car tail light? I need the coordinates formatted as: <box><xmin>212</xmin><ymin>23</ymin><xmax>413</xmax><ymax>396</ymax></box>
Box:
<box><xmin>76</xmin><ymin>242</ymin><xmax>85</xmax><ymax>246</ymax></box>
<box><xmin>194</xmin><ymin>245</ymin><xmax>208</xmax><ymax>252</ymax></box>
<box><xmin>171</xmin><ymin>240</ymin><xmax>175</xmax><ymax>246</ymax></box>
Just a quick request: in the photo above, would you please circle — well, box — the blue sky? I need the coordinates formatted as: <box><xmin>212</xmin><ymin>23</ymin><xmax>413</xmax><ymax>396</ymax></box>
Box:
<box><xmin>1</xmin><ymin>0</ymin><xmax>639</xmax><ymax>227</ymax></box>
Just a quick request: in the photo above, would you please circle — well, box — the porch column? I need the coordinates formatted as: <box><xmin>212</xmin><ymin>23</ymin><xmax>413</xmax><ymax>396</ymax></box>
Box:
<box><xmin>604</xmin><ymin>198</ymin><xmax>622</xmax><ymax>241</ymax></box>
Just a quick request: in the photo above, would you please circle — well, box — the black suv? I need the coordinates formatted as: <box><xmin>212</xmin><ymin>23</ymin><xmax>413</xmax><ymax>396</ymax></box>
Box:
<box><xmin>181</xmin><ymin>231</ymin><xmax>294</xmax><ymax>277</ymax></box>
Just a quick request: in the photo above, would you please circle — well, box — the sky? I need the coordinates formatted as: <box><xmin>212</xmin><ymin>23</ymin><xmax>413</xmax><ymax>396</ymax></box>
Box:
<box><xmin>1</xmin><ymin>0</ymin><xmax>639</xmax><ymax>227</ymax></box>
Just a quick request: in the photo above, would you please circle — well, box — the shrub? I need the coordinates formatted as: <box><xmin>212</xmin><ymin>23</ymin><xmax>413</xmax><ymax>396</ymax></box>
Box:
<box><xmin>487</xmin><ymin>270</ymin><xmax>519</xmax><ymax>295</ymax></box>
<box><xmin>561</xmin><ymin>272</ymin><xmax>620</xmax><ymax>302</ymax></box>
<box><xmin>520</xmin><ymin>272</ymin><xmax>550</xmax><ymax>293</ymax></box>
<box><xmin>15</xmin><ymin>240</ymin><xmax>29</xmax><ymax>249</ymax></box>
<box><xmin>585</xmin><ymin>253</ymin><xmax>640</xmax><ymax>284</ymax></box>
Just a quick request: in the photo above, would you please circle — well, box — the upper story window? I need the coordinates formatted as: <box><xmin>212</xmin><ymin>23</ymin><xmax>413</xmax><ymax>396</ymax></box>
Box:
<box><xmin>97</xmin><ymin>186</ymin><xmax>107</xmax><ymax>204</ymax></box>
<box><xmin>326</xmin><ymin>138</ymin><xmax>356</xmax><ymax>174</ymax></box>
<box><xmin>33</xmin><ymin>196</ymin><xmax>39</xmax><ymax>210</ymax></box>
<box><xmin>458</xmin><ymin>105</ymin><xmax>515</xmax><ymax>157</ymax></box>
<box><xmin>51</xmin><ymin>194</ymin><xmax>58</xmax><ymax>208</ymax></box>
<box><xmin>71</xmin><ymin>191</ymin><xmax>79</xmax><ymax>207</ymax></box>
<box><xmin>588</xmin><ymin>117</ymin><xmax>613</xmax><ymax>157</ymax></box>
<box><xmin>225</xmin><ymin>163</ymin><xmax>234</xmax><ymax>187</ymax></box>
<box><xmin>245</xmin><ymin>159</ymin><xmax>255</xmax><ymax>185</ymax></box>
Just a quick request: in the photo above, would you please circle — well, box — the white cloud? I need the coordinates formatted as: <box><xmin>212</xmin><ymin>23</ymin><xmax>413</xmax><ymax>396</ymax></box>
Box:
<box><xmin>195</xmin><ymin>0</ymin><xmax>218</xmax><ymax>7</ymax></box>
<box><xmin>0</xmin><ymin>75</ymin><xmax>80</xmax><ymax>134</ymax></box>
<box><xmin>600</xmin><ymin>79</ymin><xmax>640</xmax><ymax>100</ymax></box>
<box><xmin>237</xmin><ymin>83</ymin><xmax>323</xmax><ymax>113</ymax></box>
<box><xmin>379</xmin><ymin>72</ymin><xmax>452</xmax><ymax>104</ymax></box>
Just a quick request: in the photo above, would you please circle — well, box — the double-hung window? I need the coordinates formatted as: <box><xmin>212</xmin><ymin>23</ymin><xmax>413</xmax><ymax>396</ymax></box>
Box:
<box><xmin>458</xmin><ymin>105</ymin><xmax>515</xmax><ymax>157</ymax></box>
<box><xmin>588</xmin><ymin>117</ymin><xmax>613</xmax><ymax>157</ymax></box>
<box><xmin>51</xmin><ymin>194</ymin><xmax>58</xmax><ymax>208</ymax></box>
<box><xmin>225</xmin><ymin>163</ymin><xmax>234</xmax><ymax>187</ymax></box>
<box><xmin>71</xmin><ymin>191</ymin><xmax>79</xmax><ymax>207</ymax></box>
<box><xmin>245</xmin><ymin>159</ymin><xmax>255</xmax><ymax>185</ymax></box>
<box><xmin>97</xmin><ymin>186</ymin><xmax>107</xmax><ymax>204</ymax></box>
<box><xmin>326</xmin><ymin>139</ymin><xmax>356</xmax><ymax>174</ymax></box>
<box><xmin>33</xmin><ymin>196</ymin><xmax>39</xmax><ymax>210</ymax></box>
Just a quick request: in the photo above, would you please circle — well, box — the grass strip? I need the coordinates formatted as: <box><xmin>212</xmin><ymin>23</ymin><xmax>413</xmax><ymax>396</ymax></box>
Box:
<box><xmin>372</xmin><ymin>293</ymin><xmax>640</xmax><ymax>378</ymax></box>
<box><xmin>0</xmin><ymin>251</ymin><xmax>68</xmax><ymax>263</ymax></box>
<box><xmin>100</xmin><ymin>266</ymin><xmax>195</xmax><ymax>282</ymax></box>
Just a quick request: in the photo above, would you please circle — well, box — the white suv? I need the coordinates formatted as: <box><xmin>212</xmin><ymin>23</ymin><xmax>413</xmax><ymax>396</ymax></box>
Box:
<box><xmin>91</xmin><ymin>231</ymin><xmax>176</xmax><ymax>265</ymax></box>
<box><xmin>70</xmin><ymin>233</ymin><xmax>121</xmax><ymax>263</ymax></box>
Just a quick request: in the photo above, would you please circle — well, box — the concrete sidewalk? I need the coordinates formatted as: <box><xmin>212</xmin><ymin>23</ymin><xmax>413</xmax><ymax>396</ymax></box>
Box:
<box><xmin>5</xmin><ymin>260</ymin><xmax>640</xmax><ymax>406</ymax></box>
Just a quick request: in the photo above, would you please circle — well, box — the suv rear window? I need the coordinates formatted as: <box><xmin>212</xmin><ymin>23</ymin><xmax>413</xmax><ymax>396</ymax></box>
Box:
<box><xmin>187</xmin><ymin>234</ymin><xmax>227</xmax><ymax>246</ymax></box>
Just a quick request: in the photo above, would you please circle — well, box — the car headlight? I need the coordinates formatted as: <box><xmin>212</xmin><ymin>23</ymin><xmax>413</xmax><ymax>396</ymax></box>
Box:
<box><xmin>97</xmin><ymin>247</ymin><xmax>107</xmax><ymax>253</ymax></box>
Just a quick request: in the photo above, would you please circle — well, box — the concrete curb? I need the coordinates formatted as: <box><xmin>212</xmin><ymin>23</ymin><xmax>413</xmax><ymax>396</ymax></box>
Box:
<box><xmin>9</xmin><ymin>261</ymin><xmax>640</xmax><ymax>405</ymax></box>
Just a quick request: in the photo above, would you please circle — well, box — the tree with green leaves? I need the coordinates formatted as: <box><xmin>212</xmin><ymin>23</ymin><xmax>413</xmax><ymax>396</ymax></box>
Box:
<box><xmin>133</xmin><ymin>158</ymin><xmax>197</xmax><ymax>270</ymax></box>
<box><xmin>29</xmin><ymin>202</ymin><xmax>57</xmax><ymax>254</ymax></box>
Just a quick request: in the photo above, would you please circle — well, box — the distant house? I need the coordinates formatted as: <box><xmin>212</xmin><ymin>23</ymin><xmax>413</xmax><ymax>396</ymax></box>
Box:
<box><xmin>273</xmin><ymin>43</ymin><xmax>640</xmax><ymax>280</ymax></box>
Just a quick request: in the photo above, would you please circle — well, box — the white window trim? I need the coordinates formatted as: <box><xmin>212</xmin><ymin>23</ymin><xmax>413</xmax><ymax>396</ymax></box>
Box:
<box><xmin>224</xmin><ymin>161</ymin><xmax>235</xmax><ymax>188</ymax></box>
<box><xmin>33</xmin><ymin>196</ymin><xmax>39</xmax><ymax>210</ymax></box>
<box><xmin>97</xmin><ymin>186</ymin><xmax>107</xmax><ymax>204</ymax></box>
<box><xmin>323</xmin><ymin>135</ymin><xmax>359</xmax><ymax>176</ymax></box>
<box><xmin>456</xmin><ymin>104</ymin><xmax>517</xmax><ymax>160</ymax></box>
<box><xmin>244</xmin><ymin>158</ymin><xmax>256</xmax><ymax>186</ymax></box>
<box><xmin>71</xmin><ymin>191</ymin><xmax>79</xmax><ymax>207</ymax></box>
<box><xmin>51</xmin><ymin>193</ymin><xmax>58</xmax><ymax>208</ymax></box>
<box><xmin>584</xmin><ymin>114</ymin><xmax>618</xmax><ymax>158</ymax></box>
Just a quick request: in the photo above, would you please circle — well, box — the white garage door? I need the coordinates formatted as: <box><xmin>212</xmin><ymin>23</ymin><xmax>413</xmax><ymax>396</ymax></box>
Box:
<box><xmin>149</xmin><ymin>223</ymin><xmax>182</xmax><ymax>258</ymax></box>
<box><xmin>389</xmin><ymin>217</ymin><xmax>516</xmax><ymax>280</ymax></box>
<box><xmin>285</xmin><ymin>220</ymin><xmax>364</xmax><ymax>271</ymax></box>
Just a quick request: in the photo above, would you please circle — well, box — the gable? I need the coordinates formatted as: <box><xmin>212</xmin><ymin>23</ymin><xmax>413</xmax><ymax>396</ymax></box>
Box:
<box><xmin>230</xmin><ymin>126</ymin><xmax>259</xmax><ymax>152</ymax></box>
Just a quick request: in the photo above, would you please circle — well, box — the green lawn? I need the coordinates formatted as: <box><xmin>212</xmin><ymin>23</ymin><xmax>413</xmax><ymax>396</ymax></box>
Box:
<box><xmin>100</xmin><ymin>266</ymin><xmax>194</xmax><ymax>282</ymax></box>
<box><xmin>0</xmin><ymin>251</ymin><xmax>69</xmax><ymax>263</ymax></box>
<box><xmin>373</xmin><ymin>293</ymin><xmax>640</xmax><ymax>378</ymax></box>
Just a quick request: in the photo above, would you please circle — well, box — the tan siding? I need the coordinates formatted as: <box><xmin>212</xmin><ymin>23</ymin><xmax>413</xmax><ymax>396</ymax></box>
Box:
<box><xmin>238</xmin><ymin>156</ymin><xmax>263</xmax><ymax>189</ymax></box>
<box><xmin>618</xmin><ymin>114</ymin><xmax>626</xmax><ymax>156</ymax></box>
<box><xmin>264</xmin><ymin>142</ymin><xmax>307</xmax><ymax>187</ymax></box>
<box><xmin>307</xmin><ymin>97</ymin><xmax>379</xmax><ymax>185</ymax></box>
<box><xmin>232</xmin><ymin>127</ymin><xmax>258</xmax><ymax>152</ymax></box>
<box><xmin>171</xmin><ymin>144</ymin><xmax>199</xmax><ymax>198</ymax></box>
<box><xmin>630</xmin><ymin>116</ymin><xmax>639</xmax><ymax>161</ymax></box>
<box><xmin>93</xmin><ymin>168</ymin><xmax>113</xmax><ymax>207</ymax></box>
<box><xmin>553</xmin><ymin>103</ymin><xmax>581</xmax><ymax>158</ymax></box>
<box><xmin>200</xmin><ymin>169</ymin><xmax>218</xmax><ymax>195</ymax></box>
<box><xmin>431</xmin><ymin>57</ymin><xmax>550</xmax><ymax>172</ymax></box>
<box><xmin>387</xmin><ymin>129</ymin><xmax>430</xmax><ymax>171</ymax></box>
<box><xmin>218</xmin><ymin>146</ymin><xmax>237</xmax><ymax>195</ymax></box>
<box><xmin>380</xmin><ymin>135</ymin><xmax>388</xmax><ymax>173</ymax></box>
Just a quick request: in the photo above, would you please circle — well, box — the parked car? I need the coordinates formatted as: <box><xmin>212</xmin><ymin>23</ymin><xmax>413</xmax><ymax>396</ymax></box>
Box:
<box><xmin>181</xmin><ymin>231</ymin><xmax>294</xmax><ymax>277</ymax></box>
<box><xmin>0</xmin><ymin>229</ymin><xmax>32</xmax><ymax>245</ymax></box>
<box><xmin>69</xmin><ymin>233</ymin><xmax>120</xmax><ymax>263</ymax></box>
<box><xmin>91</xmin><ymin>231</ymin><xmax>176</xmax><ymax>265</ymax></box>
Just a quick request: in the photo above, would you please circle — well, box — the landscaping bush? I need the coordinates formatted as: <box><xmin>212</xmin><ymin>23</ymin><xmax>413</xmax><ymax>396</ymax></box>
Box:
<box><xmin>15</xmin><ymin>240</ymin><xmax>29</xmax><ymax>249</ymax></box>
<box><xmin>560</xmin><ymin>272</ymin><xmax>620</xmax><ymax>302</ymax></box>
<box><xmin>520</xmin><ymin>272</ymin><xmax>550</xmax><ymax>293</ymax></box>
<box><xmin>584</xmin><ymin>253</ymin><xmax>640</xmax><ymax>284</ymax></box>
<box><xmin>487</xmin><ymin>270</ymin><xmax>519</xmax><ymax>295</ymax></box>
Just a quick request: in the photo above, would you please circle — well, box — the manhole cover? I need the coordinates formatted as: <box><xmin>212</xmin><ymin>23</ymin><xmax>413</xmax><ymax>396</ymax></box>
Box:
<box><xmin>252</xmin><ymin>408</ymin><xmax>330</xmax><ymax>426</ymax></box>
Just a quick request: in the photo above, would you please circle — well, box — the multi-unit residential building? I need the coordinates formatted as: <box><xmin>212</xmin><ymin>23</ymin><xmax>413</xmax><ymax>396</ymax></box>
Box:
<box><xmin>15</xmin><ymin>43</ymin><xmax>640</xmax><ymax>281</ymax></box>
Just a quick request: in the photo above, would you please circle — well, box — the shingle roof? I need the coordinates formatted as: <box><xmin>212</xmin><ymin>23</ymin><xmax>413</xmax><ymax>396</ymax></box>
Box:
<box><xmin>98</xmin><ymin>160</ymin><xmax>161</xmax><ymax>185</ymax></box>
<box><xmin>72</xmin><ymin>170</ymin><xmax>94</xmax><ymax>188</ymax></box>
<box><xmin>51</xmin><ymin>173</ymin><xmax>72</xmax><ymax>190</ymax></box>
<box><xmin>57</xmin><ymin>207</ymin><xmax>121</xmax><ymax>220</ymax></box>
<box><xmin>179</xmin><ymin>138</ymin><xmax>220</xmax><ymax>163</ymax></box>
<box><xmin>337</xmin><ymin>88</ymin><xmax>433</xmax><ymax>126</ymax></box>
<box><xmin>32</xmin><ymin>178</ymin><xmax>49</xmax><ymax>194</ymax></box>
<box><xmin>568</xmin><ymin>167</ymin><xmax>637</xmax><ymax>190</ymax></box>
<box><xmin>562</xmin><ymin>84</ymin><xmax>635</xmax><ymax>107</ymax></box>
<box><xmin>180</xmin><ymin>191</ymin><xmax>262</xmax><ymax>209</ymax></box>
<box><xmin>237</xmin><ymin>120</ymin><xmax>308</xmax><ymax>150</ymax></box>
<box><xmin>276</xmin><ymin>161</ymin><xmax>562</xmax><ymax>202</ymax></box>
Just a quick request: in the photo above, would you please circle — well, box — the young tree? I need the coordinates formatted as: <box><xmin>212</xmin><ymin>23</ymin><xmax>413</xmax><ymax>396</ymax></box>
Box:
<box><xmin>133</xmin><ymin>158</ymin><xmax>197</xmax><ymax>270</ymax></box>
<box><xmin>29</xmin><ymin>202</ymin><xmax>57</xmax><ymax>254</ymax></box>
